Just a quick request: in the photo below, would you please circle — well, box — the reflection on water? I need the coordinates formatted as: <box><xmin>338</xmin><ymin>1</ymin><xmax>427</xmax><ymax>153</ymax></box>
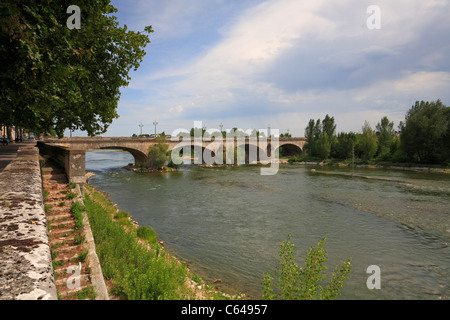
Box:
<box><xmin>86</xmin><ymin>151</ymin><xmax>450</xmax><ymax>299</ymax></box>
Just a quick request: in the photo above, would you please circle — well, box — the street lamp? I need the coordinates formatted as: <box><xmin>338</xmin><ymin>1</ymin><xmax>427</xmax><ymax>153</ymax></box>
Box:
<box><xmin>139</xmin><ymin>122</ymin><xmax>144</xmax><ymax>135</ymax></box>
<box><xmin>153</xmin><ymin>120</ymin><xmax>158</xmax><ymax>137</ymax></box>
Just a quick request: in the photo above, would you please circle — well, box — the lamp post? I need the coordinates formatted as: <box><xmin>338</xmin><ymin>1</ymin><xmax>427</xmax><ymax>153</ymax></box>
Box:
<box><xmin>139</xmin><ymin>122</ymin><xmax>144</xmax><ymax>136</ymax></box>
<box><xmin>153</xmin><ymin>120</ymin><xmax>158</xmax><ymax>137</ymax></box>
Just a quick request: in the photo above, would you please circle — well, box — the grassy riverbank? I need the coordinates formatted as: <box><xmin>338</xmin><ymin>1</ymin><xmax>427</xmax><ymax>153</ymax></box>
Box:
<box><xmin>83</xmin><ymin>184</ymin><xmax>241</xmax><ymax>300</ymax></box>
<box><xmin>286</xmin><ymin>155</ymin><xmax>450</xmax><ymax>173</ymax></box>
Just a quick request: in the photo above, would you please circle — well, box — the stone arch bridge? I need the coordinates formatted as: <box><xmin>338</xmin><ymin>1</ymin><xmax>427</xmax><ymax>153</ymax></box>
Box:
<box><xmin>43</xmin><ymin>136</ymin><xmax>307</xmax><ymax>165</ymax></box>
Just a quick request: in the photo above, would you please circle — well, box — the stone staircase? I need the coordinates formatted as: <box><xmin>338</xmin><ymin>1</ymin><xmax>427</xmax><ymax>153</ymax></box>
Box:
<box><xmin>41</xmin><ymin>164</ymin><xmax>97</xmax><ymax>300</ymax></box>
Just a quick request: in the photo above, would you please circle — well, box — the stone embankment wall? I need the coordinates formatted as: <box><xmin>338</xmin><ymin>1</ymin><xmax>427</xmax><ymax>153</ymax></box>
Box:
<box><xmin>0</xmin><ymin>145</ymin><xmax>57</xmax><ymax>300</ymax></box>
<box><xmin>37</xmin><ymin>141</ymin><xmax>86</xmax><ymax>184</ymax></box>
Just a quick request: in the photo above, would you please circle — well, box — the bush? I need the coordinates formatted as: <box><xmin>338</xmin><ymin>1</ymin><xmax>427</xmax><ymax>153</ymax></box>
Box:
<box><xmin>288</xmin><ymin>156</ymin><xmax>301</xmax><ymax>163</ymax></box>
<box><xmin>114</xmin><ymin>211</ymin><xmax>130</xmax><ymax>219</ymax></box>
<box><xmin>137</xmin><ymin>226</ymin><xmax>158</xmax><ymax>245</ymax></box>
<box><xmin>262</xmin><ymin>234</ymin><xmax>351</xmax><ymax>300</ymax></box>
<box><xmin>148</xmin><ymin>136</ymin><xmax>169</xmax><ymax>169</ymax></box>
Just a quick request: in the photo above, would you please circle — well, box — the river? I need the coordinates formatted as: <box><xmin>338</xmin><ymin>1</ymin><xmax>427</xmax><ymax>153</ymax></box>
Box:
<box><xmin>85</xmin><ymin>150</ymin><xmax>450</xmax><ymax>300</ymax></box>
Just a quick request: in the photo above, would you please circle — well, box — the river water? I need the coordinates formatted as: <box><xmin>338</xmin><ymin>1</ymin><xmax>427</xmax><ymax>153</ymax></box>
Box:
<box><xmin>86</xmin><ymin>150</ymin><xmax>450</xmax><ymax>300</ymax></box>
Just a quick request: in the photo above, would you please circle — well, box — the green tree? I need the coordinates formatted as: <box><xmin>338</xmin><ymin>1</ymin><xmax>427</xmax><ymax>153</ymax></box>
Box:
<box><xmin>316</xmin><ymin>132</ymin><xmax>331</xmax><ymax>160</ymax></box>
<box><xmin>376</xmin><ymin>116</ymin><xmax>394</xmax><ymax>158</ymax></box>
<box><xmin>305</xmin><ymin>119</ymin><xmax>316</xmax><ymax>156</ymax></box>
<box><xmin>400</xmin><ymin>100</ymin><xmax>449</xmax><ymax>164</ymax></box>
<box><xmin>147</xmin><ymin>136</ymin><xmax>168</xmax><ymax>169</ymax></box>
<box><xmin>322</xmin><ymin>114</ymin><xmax>336</xmax><ymax>147</ymax></box>
<box><xmin>356</xmin><ymin>121</ymin><xmax>378</xmax><ymax>161</ymax></box>
<box><xmin>305</xmin><ymin>115</ymin><xmax>336</xmax><ymax>158</ymax></box>
<box><xmin>0</xmin><ymin>1</ymin><xmax>152</xmax><ymax>137</ymax></box>
<box><xmin>262</xmin><ymin>234</ymin><xmax>351</xmax><ymax>300</ymax></box>
<box><xmin>333</xmin><ymin>132</ymin><xmax>356</xmax><ymax>159</ymax></box>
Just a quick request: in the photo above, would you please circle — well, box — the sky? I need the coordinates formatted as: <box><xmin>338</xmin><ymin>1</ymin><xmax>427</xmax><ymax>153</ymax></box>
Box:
<box><xmin>68</xmin><ymin>0</ymin><xmax>450</xmax><ymax>137</ymax></box>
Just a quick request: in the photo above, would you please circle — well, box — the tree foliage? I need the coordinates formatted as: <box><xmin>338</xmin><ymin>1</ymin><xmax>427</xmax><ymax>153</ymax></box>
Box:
<box><xmin>262</xmin><ymin>234</ymin><xmax>352</xmax><ymax>300</ymax></box>
<box><xmin>148</xmin><ymin>136</ymin><xmax>169</xmax><ymax>169</ymax></box>
<box><xmin>301</xmin><ymin>100</ymin><xmax>449</xmax><ymax>165</ymax></box>
<box><xmin>305</xmin><ymin>115</ymin><xmax>335</xmax><ymax>160</ymax></box>
<box><xmin>400</xmin><ymin>100</ymin><xmax>449</xmax><ymax>164</ymax></box>
<box><xmin>0</xmin><ymin>1</ymin><xmax>153</xmax><ymax>137</ymax></box>
<box><xmin>316</xmin><ymin>132</ymin><xmax>331</xmax><ymax>160</ymax></box>
<box><xmin>376</xmin><ymin>116</ymin><xmax>395</xmax><ymax>157</ymax></box>
<box><xmin>356</xmin><ymin>121</ymin><xmax>378</xmax><ymax>161</ymax></box>
<box><xmin>332</xmin><ymin>132</ymin><xmax>356</xmax><ymax>160</ymax></box>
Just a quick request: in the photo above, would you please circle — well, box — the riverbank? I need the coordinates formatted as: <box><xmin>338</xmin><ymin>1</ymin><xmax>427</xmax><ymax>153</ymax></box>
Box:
<box><xmin>123</xmin><ymin>164</ymin><xmax>178</xmax><ymax>173</ymax></box>
<box><xmin>288</xmin><ymin>159</ymin><xmax>450</xmax><ymax>173</ymax></box>
<box><xmin>83</xmin><ymin>183</ymin><xmax>245</xmax><ymax>300</ymax></box>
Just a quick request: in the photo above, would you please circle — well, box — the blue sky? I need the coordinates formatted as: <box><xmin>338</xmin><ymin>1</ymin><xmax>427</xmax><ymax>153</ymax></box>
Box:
<box><xmin>69</xmin><ymin>0</ymin><xmax>450</xmax><ymax>137</ymax></box>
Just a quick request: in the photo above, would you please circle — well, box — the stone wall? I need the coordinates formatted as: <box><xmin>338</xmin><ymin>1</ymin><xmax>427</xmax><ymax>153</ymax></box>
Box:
<box><xmin>0</xmin><ymin>145</ymin><xmax>57</xmax><ymax>300</ymax></box>
<box><xmin>37</xmin><ymin>141</ymin><xmax>86</xmax><ymax>184</ymax></box>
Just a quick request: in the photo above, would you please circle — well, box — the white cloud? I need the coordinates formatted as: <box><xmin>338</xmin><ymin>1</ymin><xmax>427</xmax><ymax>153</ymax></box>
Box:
<box><xmin>110</xmin><ymin>0</ymin><xmax>450</xmax><ymax>137</ymax></box>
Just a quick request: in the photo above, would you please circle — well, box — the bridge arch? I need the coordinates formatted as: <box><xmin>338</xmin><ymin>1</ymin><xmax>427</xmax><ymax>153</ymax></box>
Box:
<box><xmin>90</xmin><ymin>146</ymin><xmax>149</xmax><ymax>165</ymax></box>
<box><xmin>170</xmin><ymin>144</ymin><xmax>218</xmax><ymax>165</ymax></box>
<box><xmin>235</xmin><ymin>141</ymin><xmax>272</xmax><ymax>164</ymax></box>
<box><xmin>277</xmin><ymin>143</ymin><xmax>304</xmax><ymax>157</ymax></box>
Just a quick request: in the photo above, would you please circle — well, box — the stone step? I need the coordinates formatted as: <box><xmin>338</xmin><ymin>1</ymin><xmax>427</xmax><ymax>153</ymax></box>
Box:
<box><xmin>55</xmin><ymin>274</ymin><xmax>90</xmax><ymax>287</ymax></box>
<box><xmin>47</xmin><ymin>213</ymin><xmax>72</xmax><ymax>222</ymax></box>
<box><xmin>49</xmin><ymin>227</ymin><xmax>75</xmax><ymax>236</ymax></box>
<box><xmin>43</xmin><ymin>178</ymin><xmax>68</xmax><ymax>184</ymax></box>
<box><xmin>50</xmin><ymin>236</ymin><xmax>75</xmax><ymax>245</ymax></box>
<box><xmin>45</xmin><ymin>203</ymin><xmax>73</xmax><ymax>211</ymax></box>
<box><xmin>47</xmin><ymin>188</ymin><xmax>70</xmax><ymax>194</ymax></box>
<box><xmin>56</xmin><ymin>283</ymin><xmax>92</xmax><ymax>299</ymax></box>
<box><xmin>50</xmin><ymin>219</ymin><xmax>75</xmax><ymax>228</ymax></box>
<box><xmin>52</xmin><ymin>245</ymin><xmax>81</xmax><ymax>254</ymax></box>
<box><xmin>43</xmin><ymin>185</ymin><xmax>68</xmax><ymax>192</ymax></box>
<box><xmin>53</xmin><ymin>251</ymin><xmax>81</xmax><ymax>263</ymax></box>
<box><xmin>42</xmin><ymin>167</ymin><xmax>65</xmax><ymax>174</ymax></box>
<box><xmin>43</xmin><ymin>172</ymin><xmax>67</xmax><ymax>179</ymax></box>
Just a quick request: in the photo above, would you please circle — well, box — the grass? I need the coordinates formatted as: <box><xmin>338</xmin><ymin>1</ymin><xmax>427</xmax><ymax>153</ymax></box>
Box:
<box><xmin>83</xmin><ymin>186</ymin><xmax>189</xmax><ymax>300</ymax></box>
<box><xmin>65</xmin><ymin>192</ymin><xmax>77</xmax><ymax>200</ymax></box>
<box><xmin>136</xmin><ymin>226</ymin><xmax>158</xmax><ymax>245</ymax></box>
<box><xmin>73</xmin><ymin>234</ymin><xmax>85</xmax><ymax>245</ymax></box>
<box><xmin>67</xmin><ymin>183</ymin><xmax>77</xmax><ymax>189</ymax></box>
<box><xmin>71</xmin><ymin>202</ymin><xmax>85</xmax><ymax>230</ymax></box>
<box><xmin>76</xmin><ymin>286</ymin><xmax>97</xmax><ymax>300</ymax></box>
<box><xmin>77</xmin><ymin>251</ymin><xmax>89</xmax><ymax>263</ymax></box>
<box><xmin>114</xmin><ymin>210</ymin><xmax>133</xmax><ymax>227</ymax></box>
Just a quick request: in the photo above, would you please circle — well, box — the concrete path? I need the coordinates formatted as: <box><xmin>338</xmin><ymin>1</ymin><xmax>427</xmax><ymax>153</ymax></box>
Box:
<box><xmin>0</xmin><ymin>141</ymin><xmax>35</xmax><ymax>172</ymax></box>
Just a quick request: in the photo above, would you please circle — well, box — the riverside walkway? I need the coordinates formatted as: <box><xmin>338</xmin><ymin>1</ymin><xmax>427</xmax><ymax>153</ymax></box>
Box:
<box><xmin>0</xmin><ymin>141</ymin><xmax>28</xmax><ymax>172</ymax></box>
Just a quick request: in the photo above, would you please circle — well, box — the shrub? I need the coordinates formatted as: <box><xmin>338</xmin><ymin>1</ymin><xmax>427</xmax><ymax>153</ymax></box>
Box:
<box><xmin>114</xmin><ymin>211</ymin><xmax>130</xmax><ymax>219</ymax></box>
<box><xmin>137</xmin><ymin>226</ymin><xmax>158</xmax><ymax>245</ymax></box>
<box><xmin>262</xmin><ymin>234</ymin><xmax>351</xmax><ymax>300</ymax></box>
<box><xmin>148</xmin><ymin>136</ymin><xmax>169</xmax><ymax>169</ymax></box>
